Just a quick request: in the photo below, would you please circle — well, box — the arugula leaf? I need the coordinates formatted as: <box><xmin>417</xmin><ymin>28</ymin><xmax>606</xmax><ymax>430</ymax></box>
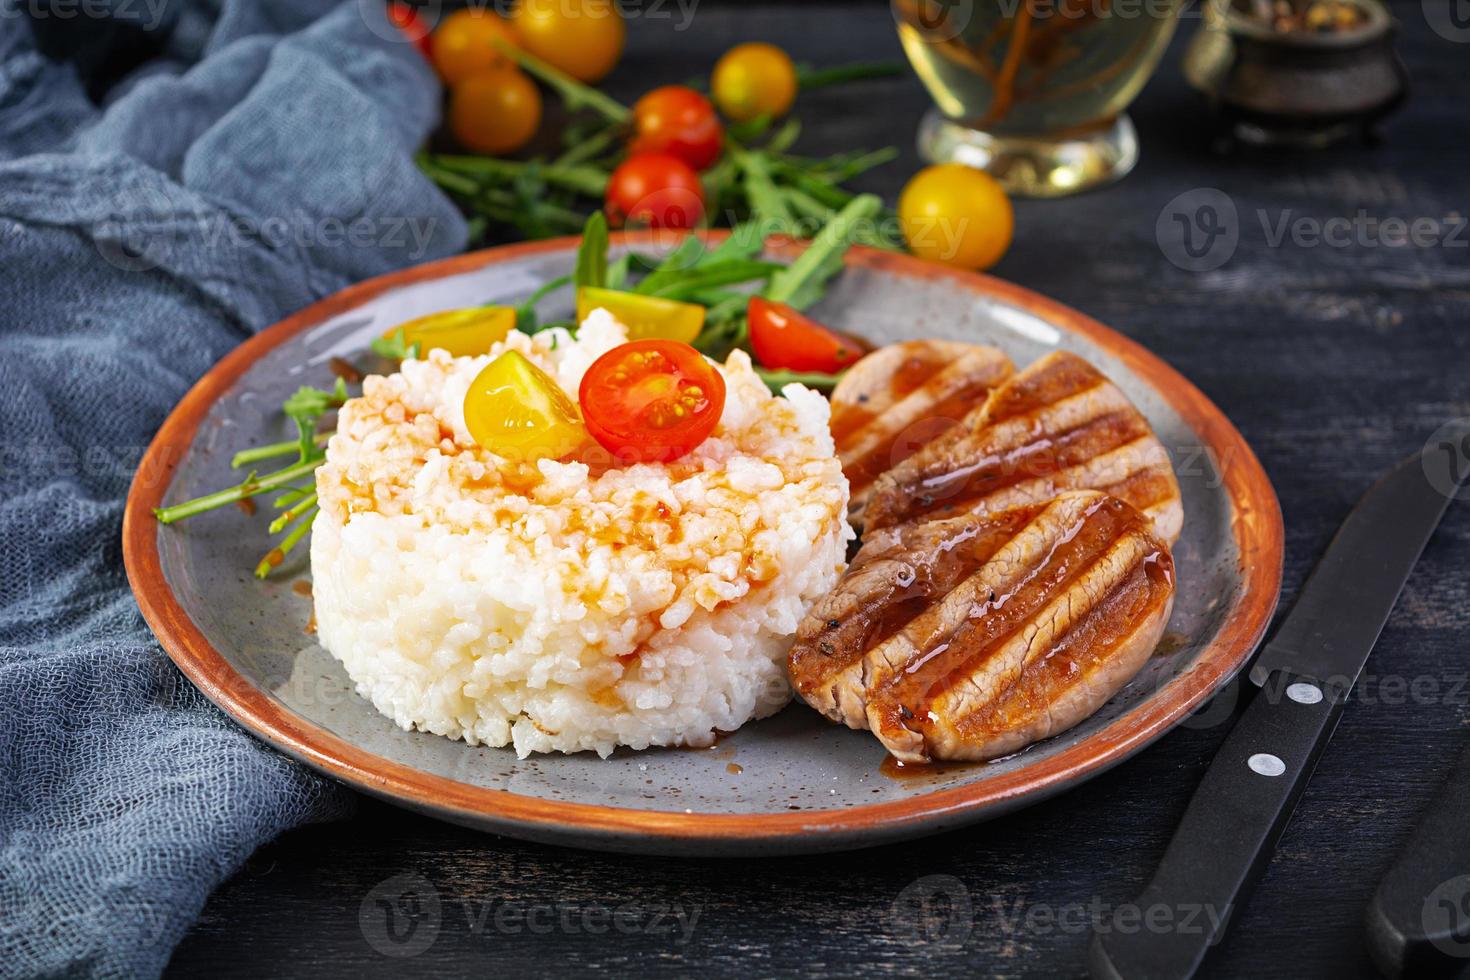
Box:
<box><xmin>370</xmin><ymin>328</ymin><xmax>421</xmax><ymax>361</ymax></box>
<box><xmin>574</xmin><ymin>211</ymin><xmax>609</xmax><ymax>289</ymax></box>
<box><xmin>514</xmin><ymin>274</ymin><xmax>573</xmax><ymax>333</ymax></box>
<box><xmin>701</xmin><ymin>221</ymin><xmax>767</xmax><ymax>266</ymax></box>
<box><xmin>282</xmin><ymin>377</ymin><xmax>349</xmax><ymax>462</ymax></box>
<box><xmin>643</xmin><ymin>260</ymin><xmax>783</xmax><ymax>301</ymax></box>
<box><xmin>764</xmin><ymin>194</ymin><xmax>881</xmax><ymax>309</ymax></box>
<box><xmin>732</xmin><ymin>148</ymin><xmax>793</xmax><ymax>233</ymax></box>
<box><xmin>633</xmin><ymin>236</ymin><xmax>711</xmax><ymax>295</ymax></box>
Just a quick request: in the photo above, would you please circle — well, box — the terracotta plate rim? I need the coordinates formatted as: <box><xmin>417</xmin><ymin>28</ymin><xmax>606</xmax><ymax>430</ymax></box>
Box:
<box><xmin>123</xmin><ymin>232</ymin><xmax>1284</xmax><ymax>852</ymax></box>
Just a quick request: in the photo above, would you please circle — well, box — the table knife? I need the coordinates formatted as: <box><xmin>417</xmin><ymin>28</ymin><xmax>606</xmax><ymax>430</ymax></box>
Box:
<box><xmin>1089</xmin><ymin>429</ymin><xmax>1469</xmax><ymax>980</ymax></box>
<box><xmin>1364</xmin><ymin>734</ymin><xmax>1470</xmax><ymax>977</ymax></box>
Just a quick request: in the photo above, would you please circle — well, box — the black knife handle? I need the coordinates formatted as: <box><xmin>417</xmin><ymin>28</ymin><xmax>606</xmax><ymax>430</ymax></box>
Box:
<box><xmin>1365</xmin><ymin>737</ymin><xmax>1470</xmax><ymax>978</ymax></box>
<box><xmin>1088</xmin><ymin>671</ymin><xmax>1346</xmax><ymax>980</ymax></box>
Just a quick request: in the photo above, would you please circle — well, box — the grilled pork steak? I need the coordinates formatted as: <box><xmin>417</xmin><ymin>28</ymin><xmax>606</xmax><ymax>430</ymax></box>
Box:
<box><xmin>789</xmin><ymin>491</ymin><xmax>1175</xmax><ymax>763</ymax></box>
<box><xmin>861</xmin><ymin>351</ymin><xmax>1184</xmax><ymax>545</ymax></box>
<box><xmin>829</xmin><ymin>340</ymin><xmax>1014</xmax><ymax>517</ymax></box>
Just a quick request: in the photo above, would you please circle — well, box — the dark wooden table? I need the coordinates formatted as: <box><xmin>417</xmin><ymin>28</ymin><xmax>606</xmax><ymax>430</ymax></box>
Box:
<box><xmin>167</xmin><ymin>2</ymin><xmax>1470</xmax><ymax>976</ymax></box>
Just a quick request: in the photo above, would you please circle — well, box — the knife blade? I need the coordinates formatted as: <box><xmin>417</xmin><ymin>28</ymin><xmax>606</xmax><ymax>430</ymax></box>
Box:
<box><xmin>1089</xmin><ymin>427</ymin><xmax>1469</xmax><ymax>980</ymax></box>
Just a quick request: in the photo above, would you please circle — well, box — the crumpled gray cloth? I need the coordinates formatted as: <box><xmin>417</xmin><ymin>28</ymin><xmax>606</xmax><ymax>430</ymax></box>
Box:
<box><xmin>0</xmin><ymin>1</ymin><xmax>466</xmax><ymax>975</ymax></box>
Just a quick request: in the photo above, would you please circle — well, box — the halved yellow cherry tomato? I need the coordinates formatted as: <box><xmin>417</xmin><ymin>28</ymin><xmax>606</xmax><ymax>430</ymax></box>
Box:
<box><xmin>431</xmin><ymin>8</ymin><xmax>519</xmax><ymax>85</ymax></box>
<box><xmin>711</xmin><ymin>43</ymin><xmax>798</xmax><ymax>123</ymax></box>
<box><xmin>513</xmin><ymin>0</ymin><xmax>624</xmax><ymax>83</ymax></box>
<box><xmin>576</xmin><ymin>287</ymin><xmax>705</xmax><ymax>344</ymax></box>
<box><xmin>898</xmin><ymin>163</ymin><xmax>1014</xmax><ymax>271</ymax></box>
<box><xmin>463</xmin><ymin>350</ymin><xmax>587</xmax><ymax>461</ymax></box>
<box><xmin>387</xmin><ymin>306</ymin><xmax>516</xmax><ymax>358</ymax></box>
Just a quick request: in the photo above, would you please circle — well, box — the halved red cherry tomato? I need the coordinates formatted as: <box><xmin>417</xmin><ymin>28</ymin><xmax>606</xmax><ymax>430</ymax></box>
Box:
<box><xmin>747</xmin><ymin>296</ymin><xmax>868</xmax><ymax>374</ymax></box>
<box><xmin>578</xmin><ymin>340</ymin><xmax>726</xmax><ymax>464</ymax></box>
<box><xmin>604</xmin><ymin>153</ymin><xmax>705</xmax><ymax>230</ymax></box>
<box><xmin>387</xmin><ymin>2</ymin><xmax>433</xmax><ymax>59</ymax></box>
<box><xmin>629</xmin><ymin>86</ymin><xmax>724</xmax><ymax>171</ymax></box>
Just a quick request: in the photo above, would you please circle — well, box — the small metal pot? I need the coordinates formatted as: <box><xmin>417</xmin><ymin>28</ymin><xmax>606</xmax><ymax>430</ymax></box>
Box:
<box><xmin>1182</xmin><ymin>0</ymin><xmax>1407</xmax><ymax>148</ymax></box>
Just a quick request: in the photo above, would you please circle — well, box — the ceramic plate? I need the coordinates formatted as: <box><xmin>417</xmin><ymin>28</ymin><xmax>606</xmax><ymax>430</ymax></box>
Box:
<box><xmin>124</xmin><ymin>234</ymin><xmax>1283</xmax><ymax>856</ymax></box>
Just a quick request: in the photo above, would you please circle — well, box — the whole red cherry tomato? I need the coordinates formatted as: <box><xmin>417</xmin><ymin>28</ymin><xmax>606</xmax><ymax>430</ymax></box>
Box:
<box><xmin>604</xmin><ymin>153</ymin><xmax>705</xmax><ymax>230</ymax></box>
<box><xmin>387</xmin><ymin>2</ymin><xmax>433</xmax><ymax>59</ymax></box>
<box><xmin>629</xmin><ymin>86</ymin><xmax>724</xmax><ymax>171</ymax></box>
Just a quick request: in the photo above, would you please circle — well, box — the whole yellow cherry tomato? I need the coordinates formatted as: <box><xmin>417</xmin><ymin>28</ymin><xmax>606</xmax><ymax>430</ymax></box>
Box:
<box><xmin>431</xmin><ymin>8</ymin><xmax>519</xmax><ymax>85</ymax></box>
<box><xmin>711</xmin><ymin>43</ymin><xmax>798</xmax><ymax>122</ymax></box>
<box><xmin>576</xmin><ymin>287</ymin><xmax>706</xmax><ymax>344</ymax></box>
<box><xmin>898</xmin><ymin>163</ymin><xmax>1014</xmax><ymax>271</ymax></box>
<box><xmin>513</xmin><ymin>0</ymin><xmax>624</xmax><ymax>83</ymax></box>
<box><xmin>463</xmin><ymin>350</ymin><xmax>587</xmax><ymax>461</ymax></box>
<box><xmin>448</xmin><ymin>67</ymin><xmax>543</xmax><ymax>155</ymax></box>
<box><xmin>386</xmin><ymin>306</ymin><xmax>516</xmax><ymax>358</ymax></box>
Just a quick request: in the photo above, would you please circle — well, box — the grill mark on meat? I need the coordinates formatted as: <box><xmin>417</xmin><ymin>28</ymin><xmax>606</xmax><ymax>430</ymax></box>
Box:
<box><xmin>788</xmin><ymin>505</ymin><xmax>1040</xmax><ymax>727</ymax></box>
<box><xmin>829</xmin><ymin>342</ymin><xmax>1013</xmax><ymax>511</ymax></box>
<box><xmin>864</xmin><ymin>351</ymin><xmax>1183</xmax><ymax>544</ymax></box>
<box><xmin>859</xmin><ymin>493</ymin><xmax>1172</xmax><ymax>762</ymax></box>
<box><xmin>867</xmin><ymin>495</ymin><xmax>1121</xmax><ymax>735</ymax></box>
<box><xmin>945</xmin><ymin>548</ymin><xmax>1174</xmax><ymax>757</ymax></box>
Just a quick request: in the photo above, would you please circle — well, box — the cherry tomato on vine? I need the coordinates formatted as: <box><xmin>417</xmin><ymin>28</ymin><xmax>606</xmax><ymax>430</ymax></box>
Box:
<box><xmin>513</xmin><ymin>0</ymin><xmax>625</xmax><ymax>83</ymax></box>
<box><xmin>463</xmin><ymin>350</ymin><xmax>588</xmax><ymax>461</ymax></box>
<box><xmin>630</xmin><ymin>86</ymin><xmax>724</xmax><ymax>171</ymax></box>
<box><xmin>448</xmin><ymin>68</ymin><xmax>543</xmax><ymax>155</ymax></box>
<box><xmin>604</xmin><ymin>153</ymin><xmax>705</xmax><ymax>230</ymax></box>
<box><xmin>711</xmin><ymin>43</ymin><xmax>798</xmax><ymax>123</ymax></box>
<box><xmin>431</xmin><ymin>8</ymin><xmax>519</xmax><ymax>85</ymax></box>
<box><xmin>578</xmin><ymin>340</ymin><xmax>727</xmax><ymax>463</ymax></box>
<box><xmin>747</xmin><ymin>296</ymin><xmax>869</xmax><ymax>374</ymax></box>
<box><xmin>387</xmin><ymin>2</ymin><xmax>433</xmax><ymax>59</ymax></box>
<box><xmin>897</xmin><ymin>164</ymin><xmax>1014</xmax><ymax>271</ymax></box>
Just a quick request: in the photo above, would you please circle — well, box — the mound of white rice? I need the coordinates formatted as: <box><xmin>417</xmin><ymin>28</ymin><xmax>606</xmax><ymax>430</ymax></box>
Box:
<box><xmin>310</xmin><ymin>310</ymin><xmax>851</xmax><ymax>757</ymax></box>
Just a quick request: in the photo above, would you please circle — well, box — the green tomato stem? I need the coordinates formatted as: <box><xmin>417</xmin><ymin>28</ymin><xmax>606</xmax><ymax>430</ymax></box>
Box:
<box><xmin>254</xmin><ymin>507</ymin><xmax>318</xmax><ymax>580</ymax></box>
<box><xmin>153</xmin><ymin>457</ymin><xmax>325</xmax><ymax>524</ymax></box>
<box><xmin>232</xmin><ymin>433</ymin><xmax>329</xmax><ymax>469</ymax></box>
<box><xmin>796</xmin><ymin>61</ymin><xmax>905</xmax><ymax>90</ymax></box>
<box><xmin>498</xmin><ymin>41</ymin><xmax>631</xmax><ymax>124</ymax></box>
<box><xmin>268</xmin><ymin>492</ymin><xmax>319</xmax><ymax>535</ymax></box>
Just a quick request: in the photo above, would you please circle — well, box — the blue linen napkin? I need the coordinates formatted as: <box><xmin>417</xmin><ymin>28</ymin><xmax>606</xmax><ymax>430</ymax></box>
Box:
<box><xmin>0</xmin><ymin>1</ymin><xmax>466</xmax><ymax>975</ymax></box>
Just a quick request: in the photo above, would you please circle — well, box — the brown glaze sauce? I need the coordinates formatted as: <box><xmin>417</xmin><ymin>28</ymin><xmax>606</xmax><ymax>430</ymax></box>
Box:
<box><xmin>328</xmin><ymin>357</ymin><xmax>364</xmax><ymax>384</ymax></box>
<box><xmin>788</xmin><ymin>507</ymin><xmax>1039</xmax><ymax>689</ymax></box>
<box><xmin>842</xmin><ymin>377</ymin><xmax>997</xmax><ymax>494</ymax></box>
<box><xmin>871</xmin><ymin>398</ymin><xmax>1146</xmax><ymax>530</ymax></box>
<box><xmin>876</xmin><ymin>497</ymin><xmax>1146</xmax><ymax>730</ymax></box>
<box><xmin>878</xmin><ymin>755</ymin><xmax>976</xmax><ymax>780</ymax></box>
<box><xmin>953</xmin><ymin>553</ymin><xmax>1170</xmax><ymax>741</ymax></box>
<box><xmin>726</xmin><ymin>763</ymin><xmax>743</xmax><ymax>775</ymax></box>
<box><xmin>235</xmin><ymin>497</ymin><xmax>257</xmax><ymax>516</ymax></box>
<box><xmin>292</xmin><ymin>579</ymin><xmax>313</xmax><ymax>597</ymax></box>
